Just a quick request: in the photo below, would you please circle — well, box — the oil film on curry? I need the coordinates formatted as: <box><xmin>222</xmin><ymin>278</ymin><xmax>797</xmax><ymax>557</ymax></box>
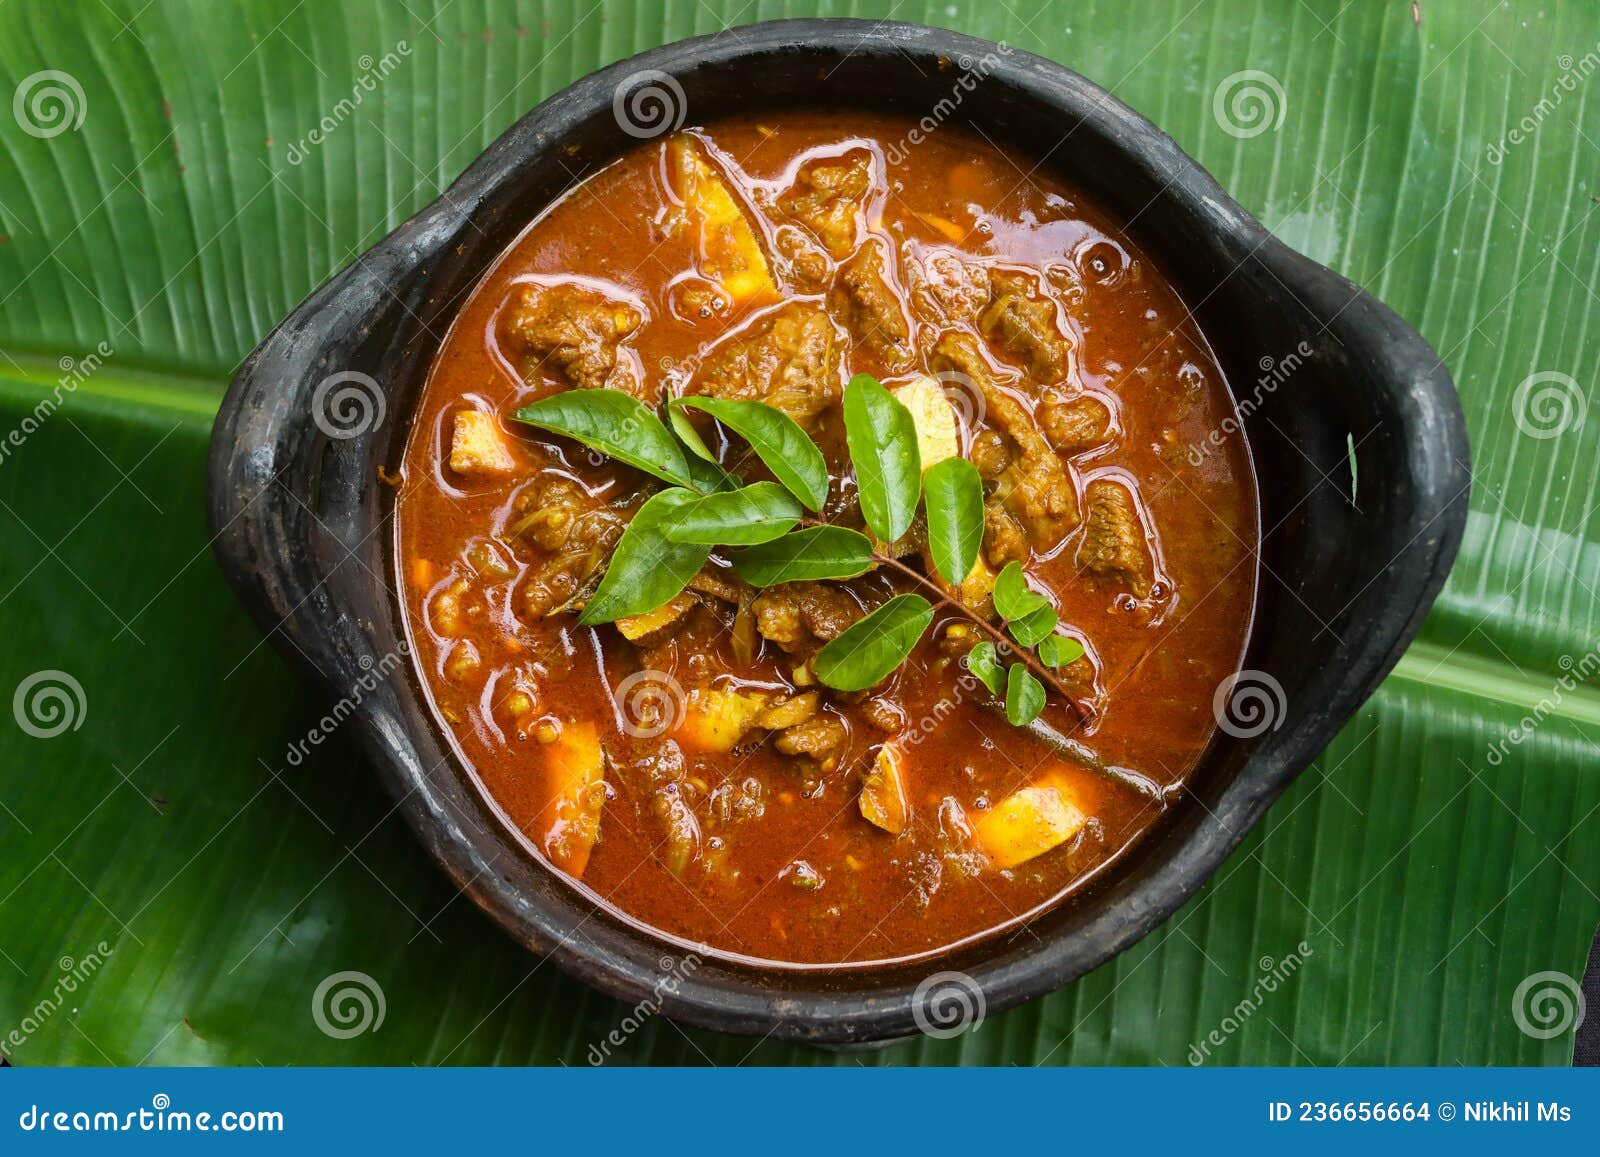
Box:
<box><xmin>395</xmin><ymin>110</ymin><xmax>1258</xmax><ymax>967</ymax></box>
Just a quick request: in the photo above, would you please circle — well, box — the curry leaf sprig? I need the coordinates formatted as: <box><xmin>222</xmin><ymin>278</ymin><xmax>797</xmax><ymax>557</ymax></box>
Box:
<box><xmin>511</xmin><ymin>374</ymin><xmax>1086</xmax><ymax>726</ymax></box>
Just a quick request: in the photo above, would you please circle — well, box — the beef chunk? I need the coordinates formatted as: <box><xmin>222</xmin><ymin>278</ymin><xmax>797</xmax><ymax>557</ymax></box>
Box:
<box><xmin>777</xmin><ymin>151</ymin><xmax>874</xmax><ymax>256</ymax></box>
<box><xmin>982</xmin><ymin>499</ymin><xmax>1030</xmax><ymax>568</ymax></box>
<box><xmin>829</xmin><ymin>240</ymin><xmax>913</xmax><ymax>370</ymax></box>
<box><xmin>1039</xmin><ymin>395</ymin><xmax>1112</xmax><ymax>456</ymax></box>
<box><xmin>503</xmin><ymin>281</ymin><xmax>641</xmax><ymax>391</ymax></box>
<box><xmin>970</xmin><ymin>429</ymin><xmax>1011</xmax><ymax>481</ymax></box>
<box><xmin>506</xmin><ymin>472</ymin><xmax>631</xmax><ymax>618</ymax></box>
<box><xmin>931</xmin><ymin>332</ymin><xmax>1078</xmax><ymax>555</ymax></box>
<box><xmin>752</xmin><ymin>581</ymin><xmax>861</xmax><ymax>653</ymax></box>
<box><xmin>773</xmin><ymin>225</ymin><xmax>831</xmax><ymax>293</ymax></box>
<box><xmin>1078</xmin><ymin>478</ymin><xmax>1152</xmax><ymax>597</ymax></box>
<box><xmin>690</xmin><ymin>302</ymin><xmax>842</xmax><ymax>429</ymax></box>
<box><xmin>772</xmin><ymin>713</ymin><xmax>849</xmax><ymax>774</ymax></box>
<box><xmin>980</xmin><ymin>269</ymin><xmax>1069</xmax><ymax>384</ymax></box>
<box><xmin>908</xmin><ymin>247</ymin><xmax>991</xmax><ymax>328</ymax></box>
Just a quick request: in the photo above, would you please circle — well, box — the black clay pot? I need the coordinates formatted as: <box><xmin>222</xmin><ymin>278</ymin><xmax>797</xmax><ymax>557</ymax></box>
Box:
<box><xmin>206</xmin><ymin>19</ymin><xmax>1470</xmax><ymax>1045</ymax></box>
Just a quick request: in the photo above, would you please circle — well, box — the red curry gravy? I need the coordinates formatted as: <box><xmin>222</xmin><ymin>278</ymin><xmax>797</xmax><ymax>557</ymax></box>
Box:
<box><xmin>395</xmin><ymin>111</ymin><xmax>1258</xmax><ymax>967</ymax></box>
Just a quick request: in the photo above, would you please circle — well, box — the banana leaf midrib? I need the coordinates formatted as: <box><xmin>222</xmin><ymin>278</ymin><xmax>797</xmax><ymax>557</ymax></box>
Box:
<box><xmin>4</xmin><ymin>356</ymin><xmax>1588</xmax><ymax>727</ymax></box>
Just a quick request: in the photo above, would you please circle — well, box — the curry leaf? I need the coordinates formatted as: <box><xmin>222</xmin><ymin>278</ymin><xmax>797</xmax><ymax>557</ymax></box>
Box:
<box><xmin>1005</xmin><ymin>663</ymin><xmax>1047</xmax><ymax>725</ymax></box>
<box><xmin>665</xmin><ymin>400</ymin><xmax>717</xmax><ymax>462</ymax></box>
<box><xmin>814</xmin><ymin>594</ymin><xmax>935</xmax><ymax>693</ymax></box>
<box><xmin>1037</xmin><ymin>634</ymin><xmax>1086</xmax><ymax>669</ymax></box>
<box><xmin>671</xmin><ymin>397</ymin><xmax>830</xmax><ymax>511</ymax></box>
<box><xmin>843</xmin><ymin>373</ymin><xmax>922</xmax><ymax>542</ymax></box>
<box><xmin>1008</xmin><ymin>604</ymin><xmax>1059</xmax><ymax>648</ymax></box>
<box><xmin>993</xmin><ymin>561</ymin><xmax>1057</xmax><ymax>646</ymax></box>
<box><xmin>664</xmin><ymin>482</ymin><xmax>803</xmax><ymax>545</ymax></box>
<box><xmin>513</xmin><ymin>390</ymin><xmax>693</xmax><ymax>487</ymax></box>
<box><xmin>577</xmin><ymin>489</ymin><xmax>710</xmax><ymax>625</ymax></box>
<box><xmin>965</xmin><ymin>641</ymin><xmax>1004</xmax><ymax>694</ymax></box>
<box><xmin>992</xmin><ymin>561</ymin><xmax>1050</xmax><ymax>620</ymax></box>
<box><xmin>924</xmin><ymin>457</ymin><xmax>984</xmax><ymax>585</ymax></box>
<box><xmin>730</xmin><ymin>526</ymin><xmax>876</xmax><ymax>586</ymax></box>
<box><xmin>661</xmin><ymin>401</ymin><xmax>736</xmax><ymax>493</ymax></box>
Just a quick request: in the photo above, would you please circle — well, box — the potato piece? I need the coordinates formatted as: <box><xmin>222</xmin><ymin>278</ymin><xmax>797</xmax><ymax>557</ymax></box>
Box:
<box><xmin>448</xmin><ymin>410</ymin><xmax>516</xmax><ymax>477</ymax></box>
<box><xmin>859</xmin><ymin>742</ymin><xmax>909</xmax><ymax>836</ymax></box>
<box><xmin>972</xmin><ymin>776</ymin><xmax>1087</xmax><ymax>870</ymax></box>
<box><xmin>668</xmin><ymin>136</ymin><xmax>775</xmax><ymax>304</ymax></box>
<box><xmin>540</xmin><ymin>721</ymin><xmax>605</xmax><ymax>878</ymax></box>
<box><xmin>675</xmin><ymin>686</ymin><xmax>773</xmax><ymax>753</ymax></box>
<box><xmin>890</xmin><ymin>378</ymin><xmax>993</xmax><ymax>610</ymax></box>
<box><xmin>957</xmin><ymin>554</ymin><xmax>998</xmax><ymax>613</ymax></box>
<box><xmin>891</xmin><ymin>377</ymin><xmax>961</xmax><ymax>469</ymax></box>
<box><xmin>615</xmin><ymin>592</ymin><xmax>696</xmax><ymax>646</ymax></box>
<box><xmin>867</xmin><ymin>378</ymin><xmax>962</xmax><ymax>559</ymax></box>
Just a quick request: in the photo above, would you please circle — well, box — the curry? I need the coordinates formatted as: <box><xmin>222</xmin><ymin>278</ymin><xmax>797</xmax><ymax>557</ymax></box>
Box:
<box><xmin>394</xmin><ymin>111</ymin><xmax>1258</xmax><ymax>966</ymax></box>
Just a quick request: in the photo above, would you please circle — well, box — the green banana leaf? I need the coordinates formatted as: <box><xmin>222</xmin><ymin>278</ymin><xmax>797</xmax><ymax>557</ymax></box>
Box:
<box><xmin>2</xmin><ymin>0</ymin><xmax>1596</xmax><ymax>1066</ymax></box>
